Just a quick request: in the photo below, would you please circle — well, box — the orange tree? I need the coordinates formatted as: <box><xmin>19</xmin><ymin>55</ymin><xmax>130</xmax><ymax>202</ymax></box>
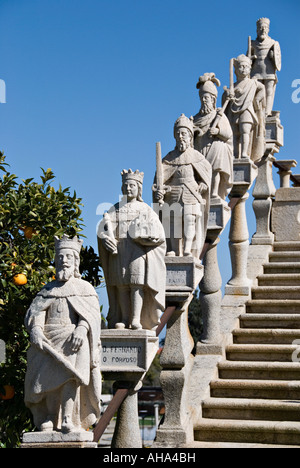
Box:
<box><xmin>0</xmin><ymin>153</ymin><xmax>103</xmax><ymax>447</ymax></box>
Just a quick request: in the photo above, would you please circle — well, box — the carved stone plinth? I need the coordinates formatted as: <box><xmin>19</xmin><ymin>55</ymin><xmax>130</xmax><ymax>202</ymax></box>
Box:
<box><xmin>21</xmin><ymin>431</ymin><xmax>97</xmax><ymax>448</ymax></box>
<box><xmin>265</xmin><ymin>111</ymin><xmax>284</xmax><ymax>153</ymax></box>
<box><xmin>154</xmin><ymin>257</ymin><xmax>203</xmax><ymax>447</ymax></box>
<box><xmin>101</xmin><ymin>329</ymin><xmax>159</xmax><ymax>448</ymax></box>
<box><xmin>165</xmin><ymin>256</ymin><xmax>203</xmax><ymax>305</ymax></box>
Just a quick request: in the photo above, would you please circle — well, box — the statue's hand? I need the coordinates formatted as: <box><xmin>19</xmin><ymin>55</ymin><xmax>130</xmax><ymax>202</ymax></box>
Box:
<box><xmin>30</xmin><ymin>326</ymin><xmax>44</xmax><ymax>350</ymax></box>
<box><xmin>198</xmin><ymin>182</ymin><xmax>208</xmax><ymax>194</ymax></box>
<box><xmin>153</xmin><ymin>188</ymin><xmax>165</xmax><ymax>203</ymax></box>
<box><xmin>208</xmin><ymin>127</ymin><xmax>220</xmax><ymax>137</ymax></box>
<box><xmin>70</xmin><ymin>325</ymin><xmax>88</xmax><ymax>353</ymax></box>
<box><xmin>102</xmin><ymin>236</ymin><xmax>118</xmax><ymax>254</ymax></box>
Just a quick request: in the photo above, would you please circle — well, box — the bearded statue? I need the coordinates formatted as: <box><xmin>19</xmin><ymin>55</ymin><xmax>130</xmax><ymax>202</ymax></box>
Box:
<box><xmin>24</xmin><ymin>235</ymin><xmax>102</xmax><ymax>435</ymax></box>
<box><xmin>193</xmin><ymin>73</ymin><xmax>233</xmax><ymax>200</ymax></box>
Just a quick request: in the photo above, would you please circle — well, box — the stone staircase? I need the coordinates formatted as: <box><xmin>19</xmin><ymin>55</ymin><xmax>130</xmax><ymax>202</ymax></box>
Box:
<box><xmin>194</xmin><ymin>241</ymin><xmax>300</xmax><ymax>447</ymax></box>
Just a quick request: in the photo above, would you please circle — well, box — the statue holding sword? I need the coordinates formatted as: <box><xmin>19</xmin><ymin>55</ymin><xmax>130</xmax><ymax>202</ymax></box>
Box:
<box><xmin>153</xmin><ymin>114</ymin><xmax>212</xmax><ymax>258</ymax></box>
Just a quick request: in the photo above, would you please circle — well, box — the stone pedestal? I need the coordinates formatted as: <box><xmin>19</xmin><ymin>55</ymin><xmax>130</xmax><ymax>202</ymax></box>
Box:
<box><xmin>100</xmin><ymin>329</ymin><xmax>159</xmax><ymax>448</ymax></box>
<box><xmin>265</xmin><ymin>111</ymin><xmax>284</xmax><ymax>152</ymax></box>
<box><xmin>21</xmin><ymin>431</ymin><xmax>97</xmax><ymax>448</ymax></box>
<box><xmin>199</xmin><ymin>199</ymin><xmax>230</xmax><ymax>348</ymax></box>
<box><xmin>252</xmin><ymin>152</ymin><xmax>276</xmax><ymax>245</ymax></box>
<box><xmin>225</xmin><ymin>159</ymin><xmax>257</xmax><ymax>296</ymax></box>
<box><xmin>154</xmin><ymin>257</ymin><xmax>203</xmax><ymax>448</ymax></box>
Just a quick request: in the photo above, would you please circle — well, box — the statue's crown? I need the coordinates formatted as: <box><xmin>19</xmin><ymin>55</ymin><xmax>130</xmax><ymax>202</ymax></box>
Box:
<box><xmin>121</xmin><ymin>169</ymin><xmax>144</xmax><ymax>184</ymax></box>
<box><xmin>257</xmin><ymin>17</ymin><xmax>270</xmax><ymax>27</ymax></box>
<box><xmin>54</xmin><ymin>234</ymin><xmax>83</xmax><ymax>254</ymax></box>
<box><xmin>234</xmin><ymin>54</ymin><xmax>252</xmax><ymax>67</ymax></box>
<box><xmin>174</xmin><ymin>113</ymin><xmax>194</xmax><ymax>135</ymax></box>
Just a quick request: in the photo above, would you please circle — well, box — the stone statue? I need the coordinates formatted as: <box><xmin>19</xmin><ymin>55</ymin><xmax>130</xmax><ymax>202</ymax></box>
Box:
<box><xmin>248</xmin><ymin>17</ymin><xmax>281</xmax><ymax>117</ymax></box>
<box><xmin>153</xmin><ymin>114</ymin><xmax>212</xmax><ymax>258</ymax></box>
<box><xmin>98</xmin><ymin>169</ymin><xmax>166</xmax><ymax>331</ymax></box>
<box><xmin>193</xmin><ymin>73</ymin><xmax>233</xmax><ymax>200</ymax></box>
<box><xmin>24</xmin><ymin>235</ymin><xmax>102</xmax><ymax>434</ymax></box>
<box><xmin>223</xmin><ymin>54</ymin><xmax>266</xmax><ymax>162</ymax></box>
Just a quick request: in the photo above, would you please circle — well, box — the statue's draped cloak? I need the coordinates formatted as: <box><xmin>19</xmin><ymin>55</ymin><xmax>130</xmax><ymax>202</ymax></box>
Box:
<box><xmin>157</xmin><ymin>147</ymin><xmax>212</xmax><ymax>255</ymax></box>
<box><xmin>24</xmin><ymin>278</ymin><xmax>102</xmax><ymax>429</ymax></box>
<box><xmin>193</xmin><ymin>110</ymin><xmax>233</xmax><ymax>199</ymax></box>
<box><xmin>98</xmin><ymin>200</ymin><xmax>166</xmax><ymax>330</ymax></box>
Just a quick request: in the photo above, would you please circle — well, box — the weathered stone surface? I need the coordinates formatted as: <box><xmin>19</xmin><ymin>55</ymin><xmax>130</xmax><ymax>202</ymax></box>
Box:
<box><xmin>24</xmin><ymin>235</ymin><xmax>102</xmax><ymax>436</ymax></box>
<box><xmin>272</xmin><ymin>188</ymin><xmax>300</xmax><ymax>241</ymax></box>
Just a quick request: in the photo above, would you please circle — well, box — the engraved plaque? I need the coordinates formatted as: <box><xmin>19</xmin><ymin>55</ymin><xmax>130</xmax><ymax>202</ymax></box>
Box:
<box><xmin>101</xmin><ymin>339</ymin><xmax>146</xmax><ymax>371</ymax></box>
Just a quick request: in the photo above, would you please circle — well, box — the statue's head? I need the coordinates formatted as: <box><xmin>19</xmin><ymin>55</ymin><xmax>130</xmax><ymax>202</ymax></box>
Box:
<box><xmin>173</xmin><ymin>114</ymin><xmax>194</xmax><ymax>152</ymax></box>
<box><xmin>196</xmin><ymin>73</ymin><xmax>220</xmax><ymax>114</ymax></box>
<box><xmin>54</xmin><ymin>235</ymin><xmax>83</xmax><ymax>282</ymax></box>
<box><xmin>256</xmin><ymin>17</ymin><xmax>270</xmax><ymax>40</ymax></box>
<box><xmin>234</xmin><ymin>54</ymin><xmax>252</xmax><ymax>79</ymax></box>
<box><xmin>121</xmin><ymin>169</ymin><xmax>144</xmax><ymax>202</ymax></box>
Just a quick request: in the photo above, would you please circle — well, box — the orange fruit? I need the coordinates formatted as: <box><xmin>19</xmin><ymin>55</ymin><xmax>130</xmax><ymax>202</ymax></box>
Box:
<box><xmin>13</xmin><ymin>274</ymin><xmax>28</xmax><ymax>286</ymax></box>
<box><xmin>24</xmin><ymin>227</ymin><xmax>35</xmax><ymax>239</ymax></box>
<box><xmin>0</xmin><ymin>385</ymin><xmax>15</xmax><ymax>400</ymax></box>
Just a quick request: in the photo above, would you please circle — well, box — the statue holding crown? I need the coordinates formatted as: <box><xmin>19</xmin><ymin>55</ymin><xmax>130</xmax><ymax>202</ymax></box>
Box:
<box><xmin>24</xmin><ymin>235</ymin><xmax>102</xmax><ymax>434</ymax></box>
<box><xmin>98</xmin><ymin>169</ymin><xmax>166</xmax><ymax>331</ymax></box>
<box><xmin>193</xmin><ymin>73</ymin><xmax>233</xmax><ymax>200</ymax></box>
<box><xmin>153</xmin><ymin>114</ymin><xmax>212</xmax><ymax>258</ymax></box>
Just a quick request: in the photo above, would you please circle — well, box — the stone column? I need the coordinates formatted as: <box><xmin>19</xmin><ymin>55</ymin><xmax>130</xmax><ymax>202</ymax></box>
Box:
<box><xmin>154</xmin><ymin>257</ymin><xmax>203</xmax><ymax>448</ymax></box>
<box><xmin>199</xmin><ymin>199</ymin><xmax>230</xmax><ymax>349</ymax></box>
<box><xmin>252</xmin><ymin>152</ymin><xmax>276</xmax><ymax>245</ymax></box>
<box><xmin>225</xmin><ymin>159</ymin><xmax>257</xmax><ymax>296</ymax></box>
<box><xmin>276</xmin><ymin>159</ymin><xmax>297</xmax><ymax>188</ymax></box>
<box><xmin>111</xmin><ymin>382</ymin><xmax>143</xmax><ymax>449</ymax></box>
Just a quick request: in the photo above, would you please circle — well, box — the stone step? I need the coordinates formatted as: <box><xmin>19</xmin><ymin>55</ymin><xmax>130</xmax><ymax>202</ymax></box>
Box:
<box><xmin>274</xmin><ymin>242</ymin><xmax>300</xmax><ymax>252</ymax></box>
<box><xmin>194</xmin><ymin>419</ymin><xmax>300</xmax><ymax>445</ymax></box>
<box><xmin>252</xmin><ymin>286</ymin><xmax>300</xmax><ymax>300</ymax></box>
<box><xmin>226</xmin><ymin>344</ymin><xmax>299</xmax><ymax>362</ymax></box>
<box><xmin>258</xmin><ymin>273</ymin><xmax>300</xmax><ymax>286</ymax></box>
<box><xmin>202</xmin><ymin>398</ymin><xmax>300</xmax><ymax>421</ymax></box>
<box><xmin>233</xmin><ymin>328</ymin><xmax>300</xmax><ymax>345</ymax></box>
<box><xmin>239</xmin><ymin>313</ymin><xmax>300</xmax><ymax>329</ymax></box>
<box><xmin>246</xmin><ymin>300</ymin><xmax>300</xmax><ymax>314</ymax></box>
<box><xmin>269</xmin><ymin>251</ymin><xmax>300</xmax><ymax>263</ymax></box>
<box><xmin>210</xmin><ymin>379</ymin><xmax>300</xmax><ymax>399</ymax></box>
<box><xmin>188</xmin><ymin>441</ymin><xmax>300</xmax><ymax>448</ymax></box>
<box><xmin>264</xmin><ymin>262</ymin><xmax>300</xmax><ymax>274</ymax></box>
<box><xmin>218</xmin><ymin>361</ymin><xmax>300</xmax><ymax>381</ymax></box>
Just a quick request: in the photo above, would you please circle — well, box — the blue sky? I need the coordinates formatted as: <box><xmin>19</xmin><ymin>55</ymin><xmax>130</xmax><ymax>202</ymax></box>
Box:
<box><xmin>0</xmin><ymin>0</ymin><xmax>300</xmax><ymax>313</ymax></box>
